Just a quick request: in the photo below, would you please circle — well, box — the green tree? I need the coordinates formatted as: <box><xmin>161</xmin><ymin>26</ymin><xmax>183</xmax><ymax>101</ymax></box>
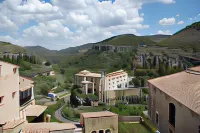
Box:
<box><xmin>132</xmin><ymin>78</ymin><xmax>141</xmax><ymax>87</ymax></box>
<box><xmin>70</xmin><ymin>89</ymin><xmax>80</xmax><ymax>107</ymax></box>
<box><xmin>45</xmin><ymin>60</ymin><xmax>52</xmax><ymax>66</ymax></box>
<box><xmin>141</xmin><ymin>78</ymin><xmax>145</xmax><ymax>87</ymax></box>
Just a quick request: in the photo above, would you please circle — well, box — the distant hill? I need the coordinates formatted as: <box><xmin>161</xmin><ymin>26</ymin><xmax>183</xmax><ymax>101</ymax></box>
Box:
<box><xmin>95</xmin><ymin>34</ymin><xmax>156</xmax><ymax>46</ymax></box>
<box><xmin>25</xmin><ymin>46</ymin><xmax>58</xmax><ymax>55</ymax></box>
<box><xmin>0</xmin><ymin>41</ymin><xmax>26</xmax><ymax>53</ymax></box>
<box><xmin>158</xmin><ymin>21</ymin><xmax>200</xmax><ymax>52</ymax></box>
<box><xmin>145</xmin><ymin>35</ymin><xmax>171</xmax><ymax>42</ymax></box>
<box><xmin>59</xmin><ymin>43</ymin><xmax>93</xmax><ymax>54</ymax></box>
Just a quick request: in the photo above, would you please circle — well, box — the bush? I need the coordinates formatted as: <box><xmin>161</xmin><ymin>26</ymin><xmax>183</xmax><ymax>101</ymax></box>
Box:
<box><xmin>142</xmin><ymin>88</ymin><xmax>148</xmax><ymax>95</ymax></box>
<box><xmin>141</xmin><ymin>112</ymin><xmax>157</xmax><ymax>132</ymax></box>
<box><xmin>132</xmin><ymin>78</ymin><xmax>141</xmax><ymax>87</ymax></box>
<box><xmin>39</xmin><ymin>84</ymin><xmax>50</xmax><ymax>95</ymax></box>
<box><xmin>134</xmin><ymin>69</ymin><xmax>147</xmax><ymax>77</ymax></box>
<box><xmin>63</xmin><ymin>108</ymin><xmax>74</xmax><ymax>118</ymax></box>
<box><xmin>45</xmin><ymin>60</ymin><xmax>51</xmax><ymax>66</ymax></box>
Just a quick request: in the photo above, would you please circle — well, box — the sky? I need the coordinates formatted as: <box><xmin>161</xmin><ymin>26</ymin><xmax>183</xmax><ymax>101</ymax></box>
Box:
<box><xmin>0</xmin><ymin>0</ymin><xmax>199</xmax><ymax>50</ymax></box>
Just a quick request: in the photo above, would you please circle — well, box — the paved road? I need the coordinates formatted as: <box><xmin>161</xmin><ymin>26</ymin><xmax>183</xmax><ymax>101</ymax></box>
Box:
<box><xmin>54</xmin><ymin>94</ymin><xmax>82</xmax><ymax>132</ymax></box>
<box><xmin>55</xmin><ymin>106</ymin><xmax>79</xmax><ymax>124</ymax></box>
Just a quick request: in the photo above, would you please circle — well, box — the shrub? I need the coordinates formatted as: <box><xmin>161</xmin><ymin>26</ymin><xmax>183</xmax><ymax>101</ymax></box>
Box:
<box><xmin>141</xmin><ymin>112</ymin><xmax>157</xmax><ymax>132</ymax></box>
<box><xmin>63</xmin><ymin>108</ymin><xmax>74</xmax><ymax>118</ymax></box>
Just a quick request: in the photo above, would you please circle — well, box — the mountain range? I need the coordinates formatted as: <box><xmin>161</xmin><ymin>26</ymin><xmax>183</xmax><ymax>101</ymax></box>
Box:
<box><xmin>0</xmin><ymin>21</ymin><xmax>200</xmax><ymax>61</ymax></box>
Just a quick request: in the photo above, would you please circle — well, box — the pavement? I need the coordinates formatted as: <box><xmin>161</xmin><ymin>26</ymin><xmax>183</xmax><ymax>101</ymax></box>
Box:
<box><xmin>54</xmin><ymin>94</ymin><xmax>82</xmax><ymax>132</ymax></box>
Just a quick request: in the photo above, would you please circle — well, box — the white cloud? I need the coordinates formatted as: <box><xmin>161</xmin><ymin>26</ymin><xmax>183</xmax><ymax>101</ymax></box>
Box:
<box><xmin>0</xmin><ymin>15</ymin><xmax>18</xmax><ymax>32</ymax></box>
<box><xmin>140</xmin><ymin>13</ymin><xmax>144</xmax><ymax>17</ymax></box>
<box><xmin>177</xmin><ymin>21</ymin><xmax>184</xmax><ymax>25</ymax></box>
<box><xmin>0</xmin><ymin>0</ymin><xmax>176</xmax><ymax>49</ymax></box>
<box><xmin>159</xmin><ymin>17</ymin><xmax>176</xmax><ymax>25</ymax></box>
<box><xmin>176</xmin><ymin>14</ymin><xmax>179</xmax><ymax>17</ymax></box>
<box><xmin>198</xmin><ymin>14</ymin><xmax>200</xmax><ymax>16</ymax></box>
<box><xmin>157</xmin><ymin>30</ymin><xmax>172</xmax><ymax>35</ymax></box>
<box><xmin>189</xmin><ymin>18</ymin><xmax>193</xmax><ymax>20</ymax></box>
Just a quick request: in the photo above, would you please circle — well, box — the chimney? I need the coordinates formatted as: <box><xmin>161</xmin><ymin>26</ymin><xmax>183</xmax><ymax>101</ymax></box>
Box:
<box><xmin>46</xmin><ymin>114</ymin><xmax>51</xmax><ymax>123</ymax></box>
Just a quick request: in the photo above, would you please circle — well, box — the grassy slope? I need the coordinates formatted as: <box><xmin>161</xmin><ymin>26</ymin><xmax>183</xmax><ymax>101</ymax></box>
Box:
<box><xmin>96</xmin><ymin>34</ymin><xmax>156</xmax><ymax>46</ymax></box>
<box><xmin>119</xmin><ymin>123</ymin><xmax>153</xmax><ymax>133</ymax></box>
<box><xmin>0</xmin><ymin>41</ymin><xmax>26</xmax><ymax>53</ymax></box>
<box><xmin>58</xmin><ymin>50</ymin><xmax>135</xmax><ymax>84</ymax></box>
<box><xmin>145</xmin><ymin>35</ymin><xmax>170</xmax><ymax>42</ymax></box>
<box><xmin>158</xmin><ymin>21</ymin><xmax>200</xmax><ymax>51</ymax></box>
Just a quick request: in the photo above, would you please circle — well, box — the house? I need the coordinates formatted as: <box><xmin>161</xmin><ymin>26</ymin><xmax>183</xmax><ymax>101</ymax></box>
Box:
<box><xmin>0</xmin><ymin>61</ymin><xmax>76</xmax><ymax>133</ymax></box>
<box><xmin>74</xmin><ymin>70</ymin><xmax>129</xmax><ymax>102</ymax></box>
<box><xmin>147</xmin><ymin>66</ymin><xmax>200</xmax><ymax>133</ymax></box>
<box><xmin>106</xmin><ymin>70</ymin><xmax>128</xmax><ymax>91</ymax></box>
<box><xmin>74</xmin><ymin>70</ymin><xmax>102</xmax><ymax>100</ymax></box>
<box><xmin>0</xmin><ymin>61</ymin><xmax>21</xmax><ymax>125</ymax></box>
<box><xmin>80</xmin><ymin>111</ymin><xmax>118</xmax><ymax>133</ymax></box>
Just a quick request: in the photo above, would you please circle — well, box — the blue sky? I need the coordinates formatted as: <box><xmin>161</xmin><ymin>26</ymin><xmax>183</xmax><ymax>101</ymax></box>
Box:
<box><xmin>0</xmin><ymin>0</ymin><xmax>199</xmax><ymax>50</ymax></box>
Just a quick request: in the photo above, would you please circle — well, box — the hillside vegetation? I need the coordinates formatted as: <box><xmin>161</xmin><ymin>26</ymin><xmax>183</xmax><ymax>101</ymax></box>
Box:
<box><xmin>96</xmin><ymin>34</ymin><xmax>156</xmax><ymax>46</ymax></box>
<box><xmin>158</xmin><ymin>21</ymin><xmax>200</xmax><ymax>52</ymax></box>
<box><xmin>0</xmin><ymin>41</ymin><xmax>26</xmax><ymax>53</ymax></box>
<box><xmin>59</xmin><ymin>50</ymin><xmax>135</xmax><ymax>83</ymax></box>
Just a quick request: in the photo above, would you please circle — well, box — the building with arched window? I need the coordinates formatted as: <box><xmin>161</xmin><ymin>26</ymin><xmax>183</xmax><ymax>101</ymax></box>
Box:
<box><xmin>148</xmin><ymin>66</ymin><xmax>200</xmax><ymax>133</ymax></box>
<box><xmin>80</xmin><ymin>111</ymin><xmax>118</xmax><ymax>133</ymax></box>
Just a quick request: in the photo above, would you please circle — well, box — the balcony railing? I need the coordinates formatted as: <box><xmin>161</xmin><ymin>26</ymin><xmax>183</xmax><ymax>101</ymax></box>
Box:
<box><xmin>20</xmin><ymin>95</ymin><xmax>32</xmax><ymax>106</ymax></box>
<box><xmin>168</xmin><ymin>121</ymin><xmax>175</xmax><ymax>133</ymax></box>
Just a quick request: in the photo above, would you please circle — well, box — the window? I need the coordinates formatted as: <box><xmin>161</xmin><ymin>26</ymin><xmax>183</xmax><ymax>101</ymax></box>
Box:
<box><xmin>156</xmin><ymin>111</ymin><xmax>159</xmax><ymax>125</ymax></box>
<box><xmin>198</xmin><ymin>126</ymin><xmax>200</xmax><ymax>133</ymax></box>
<box><xmin>105</xmin><ymin>129</ymin><xmax>111</xmax><ymax>133</ymax></box>
<box><xmin>91</xmin><ymin>131</ymin><xmax>97</xmax><ymax>133</ymax></box>
<box><xmin>169</xmin><ymin>103</ymin><xmax>176</xmax><ymax>128</ymax></box>
<box><xmin>0</xmin><ymin>96</ymin><xmax>4</xmax><ymax>104</ymax></box>
<box><xmin>12</xmin><ymin>91</ymin><xmax>16</xmax><ymax>99</ymax></box>
<box><xmin>13</xmin><ymin>68</ymin><xmax>17</xmax><ymax>74</ymax></box>
<box><xmin>99</xmin><ymin>130</ymin><xmax>104</xmax><ymax>133</ymax></box>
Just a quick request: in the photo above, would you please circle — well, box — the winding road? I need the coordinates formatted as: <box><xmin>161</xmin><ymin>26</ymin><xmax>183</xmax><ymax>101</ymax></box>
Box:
<box><xmin>54</xmin><ymin>94</ymin><xmax>82</xmax><ymax>132</ymax></box>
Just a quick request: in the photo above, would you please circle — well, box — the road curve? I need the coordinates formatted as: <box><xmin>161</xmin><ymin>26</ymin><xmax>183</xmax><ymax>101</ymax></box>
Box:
<box><xmin>54</xmin><ymin>106</ymin><xmax>79</xmax><ymax>124</ymax></box>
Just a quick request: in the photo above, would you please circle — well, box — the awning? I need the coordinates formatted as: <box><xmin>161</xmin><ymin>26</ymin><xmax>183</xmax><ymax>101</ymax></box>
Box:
<box><xmin>25</xmin><ymin>105</ymin><xmax>47</xmax><ymax>117</ymax></box>
<box><xmin>20</xmin><ymin>85</ymin><xmax>33</xmax><ymax>92</ymax></box>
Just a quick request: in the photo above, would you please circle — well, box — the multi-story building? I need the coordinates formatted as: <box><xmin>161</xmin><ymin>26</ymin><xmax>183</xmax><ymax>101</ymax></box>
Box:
<box><xmin>74</xmin><ymin>70</ymin><xmax>129</xmax><ymax>102</ymax></box>
<box><xmin>80</xmin><ymin>111</ymin><xmax>118</xmax><ymax>133</ymax></box>
<box><xmin>0</xmin><ymin>61</ymin><xmax>76</xmax><ymax>133</ymax></box>
<box><xmin>106</xmin><ymin>70</ymin><xmax>128</xmax><ymax>91</ymax></box>
<box><xmin>74</xmin><ymin>70</ymin><xmax>102</xmax><ymax>100</ymax></box>
<box><xmin>0</xmin><ymin>61</ymin><xmax>20</xmax><ymax>125</ymax></box>
<box><xmin>147</xmin><ymin>66</ymin><xmax>200</xmax><ymax>133</ymax></box>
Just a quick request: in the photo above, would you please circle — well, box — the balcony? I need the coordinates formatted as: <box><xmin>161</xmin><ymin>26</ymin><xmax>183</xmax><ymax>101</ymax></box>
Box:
<box><xmin>20</xmin><ymin>88</ymin><xmax>32</xmax><ymax>106</ymax></box>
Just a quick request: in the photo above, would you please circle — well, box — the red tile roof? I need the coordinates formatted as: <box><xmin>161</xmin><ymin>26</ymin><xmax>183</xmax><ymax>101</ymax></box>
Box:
<box><xmin>148</xmin><ymin>66</ymin><xmax>200</xmax><ymax>115</ymax></box>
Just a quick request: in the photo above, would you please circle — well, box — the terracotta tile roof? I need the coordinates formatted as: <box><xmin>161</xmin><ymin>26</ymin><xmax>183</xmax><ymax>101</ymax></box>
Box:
<box><xmin>3</xmin><ymin>119</ymin><xmax>25</xmax><ymax>130</ymax></box>
<box><xmin>81</xmin><ymin>111</ymin><xmax>117</xmax><ymax>118</ymax></box>
<box><xmin>106</xmin><ymin>70</ymin><xmax>127</xmax><ymax>77</ymax></box>
<box><xmin>19</xmin><ymin>76</ymin><xmax>34</xmax><ymax>91</ymax></box>
<box><xmin>148</xmin><ymin>66</ymin><xmax>200</xmax><ymax>115</ymax></box>
<box><xmin>76</xmin><ymin>70</ymin><xmax>101</xmax><ymax>77</ymax></box>
<box><xmin>25</xmin><ymin>105</ymin><xmax>47</xmax><ymax>117</ymax></box>
<box><xmin>22</xmin><ymin>123</ymin><xmax>76</xmax><ymax>132</ymax></box>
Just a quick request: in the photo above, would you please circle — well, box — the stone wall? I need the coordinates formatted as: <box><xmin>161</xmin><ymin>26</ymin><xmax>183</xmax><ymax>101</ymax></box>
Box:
<box><xmin>84</xmin><ymin>116</ymin><xmax>118</xmax><ymax>133</ymax></box>
<box><xmin>118</xmin><ymin>116</ymin><xmax>142</xmax><ymax>122</ymax></box>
